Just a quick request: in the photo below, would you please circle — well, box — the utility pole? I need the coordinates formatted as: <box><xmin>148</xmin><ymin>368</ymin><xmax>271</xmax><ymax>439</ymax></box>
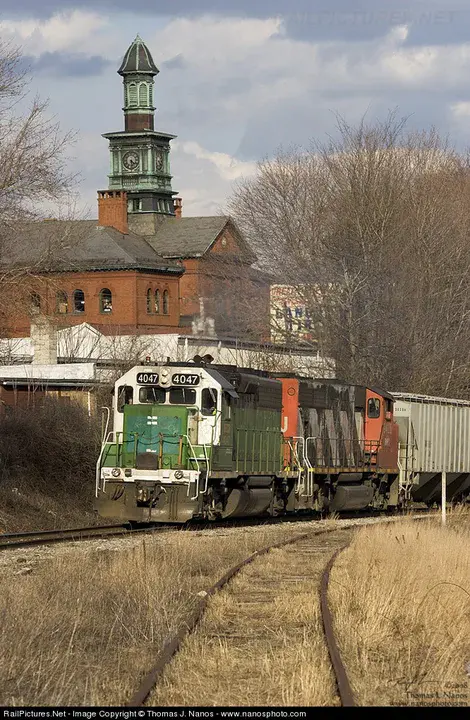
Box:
<box><xmin>441</xmin><ymin>471</ymin><xmax>446</xmax><ymax>526</ymax></box>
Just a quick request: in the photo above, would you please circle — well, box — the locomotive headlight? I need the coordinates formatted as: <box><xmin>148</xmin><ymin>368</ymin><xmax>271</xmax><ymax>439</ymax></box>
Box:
<box><xmin>111</xmin><ymin>467</ymin><xmax>121</xmax><ymax>478</ymax></box>
<box><xmin>174</xmin><ymin>469</ymin><xmax>184</xmax><ymax>480</ymax></box>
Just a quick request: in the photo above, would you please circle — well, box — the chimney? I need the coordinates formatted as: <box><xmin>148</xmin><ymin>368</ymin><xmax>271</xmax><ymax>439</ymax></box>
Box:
<box><xmin>31</xmin><ymin>316</ymin><xmax>57</xmax><ymax>365</ymax></box>
<box><xmin>174</xmin><ymin>197</ymin><xmax>183</xmax><ymax>219</ymax></box>
<box><xmin>97</xmin><ymin>190</ymin><xmax>128</xmax><ymax>234</ymax></box>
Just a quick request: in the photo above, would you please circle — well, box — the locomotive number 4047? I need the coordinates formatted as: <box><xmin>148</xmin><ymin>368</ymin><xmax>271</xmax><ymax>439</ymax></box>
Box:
<box><xmin>136</xmin><ymin>372</ymin><xmax>159</xmax><ymax>385</ymax></box>
<box><xmin>171</xmin><ymin>373</ymin><xmax>200</xmax><ymax>386</ymax></box>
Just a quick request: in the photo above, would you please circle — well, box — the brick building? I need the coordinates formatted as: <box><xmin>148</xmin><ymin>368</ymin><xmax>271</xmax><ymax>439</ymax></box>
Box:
<box><xmin>0</xmin><ymin>36</ymin><xmax>270</xmax><ymax>341</ymax></box>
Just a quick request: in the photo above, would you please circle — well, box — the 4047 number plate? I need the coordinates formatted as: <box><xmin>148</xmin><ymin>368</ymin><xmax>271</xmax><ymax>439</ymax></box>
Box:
<box><xmin>171</xmin><ymin>373</ymin><xmax>200</xmax><ymax>386</ymax></box>
<box><xmin>136</xmin><ymin>372</ymin><xmax>159</xmax><ymax>384</ymax></box>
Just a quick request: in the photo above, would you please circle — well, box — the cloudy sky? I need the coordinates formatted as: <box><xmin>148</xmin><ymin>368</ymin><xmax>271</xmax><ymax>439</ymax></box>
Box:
<box><xmin>2</xmin><ymin>0</ymin><xmax>470</xmax><ymax>217</ymax></box>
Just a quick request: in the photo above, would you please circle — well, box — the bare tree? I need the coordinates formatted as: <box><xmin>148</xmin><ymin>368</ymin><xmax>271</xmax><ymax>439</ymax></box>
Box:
<box><xmin>229</xmin><ymin>111</ymin><xmax>470</xmax><ymax>398</ymax></box>
<box><xmin>0</xmin><ymin>37</ymin><xmax>79</xmax><ymax>329</ymax></box>
<box><xmin>0</xmin><ymin>38</ymin><xmax>76</xmax><ymax>225</ymax></box>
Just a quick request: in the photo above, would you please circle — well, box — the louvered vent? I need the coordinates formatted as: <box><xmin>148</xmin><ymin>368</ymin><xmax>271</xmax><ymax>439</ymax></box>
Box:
<box><xmin>139</xmin><ymin>83</ymin><xmax>148</xmax><ymax>106</ymax></box>
<box><xmin>128</xmin><ymin>83</ymin><xmax>138</xmax><ymax>106</ymax></box>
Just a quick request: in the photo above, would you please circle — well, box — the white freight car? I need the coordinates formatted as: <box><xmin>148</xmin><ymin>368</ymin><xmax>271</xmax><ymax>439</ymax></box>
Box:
<box><xmin>391</xmin><ymin>392</ymin><xmax>470</xmax><ymax>505</ymax></box>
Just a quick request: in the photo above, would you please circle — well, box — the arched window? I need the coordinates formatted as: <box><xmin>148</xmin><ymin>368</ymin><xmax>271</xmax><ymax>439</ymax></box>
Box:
<box><xmin>128</xmin><ymin>82</ymin><xmax>138</xmax><ymax>107</ymax></box>
<box><xmin>154</xmin><ymin>289</ymin><xmax>160</xmax><ymax>314</ymax></box>
<box><xmin>99</xmin><ymin>288</ymin><xmax>112</xmax><ymax>313</ymax></box>
<box><xmin>146</xmin><ymin>288</ymin><xmax>152</xmax><ymax>314</ymax></box>
<box><xmin>56</xmin><ymin>291</ymin><xmax>68</xmax><ymax>314</ymax></box>
<box><xmin>73</xmin><ymin>289</ymin><xmax>85</xmax><ymax>313</ymax></box>
<box><xmin>139</xmin><ymin>83</ymin><xmax>148</xmax><ymax>106</ymax></box>
<box><xmin>31</xmin><ymin>292</ymin><xmax>41</xmax><ymax>313</ymax></box>
<box><xmin>163</xmin><ymin>289</ymin><xmax>169</xmax><ymax>315</ymax></box>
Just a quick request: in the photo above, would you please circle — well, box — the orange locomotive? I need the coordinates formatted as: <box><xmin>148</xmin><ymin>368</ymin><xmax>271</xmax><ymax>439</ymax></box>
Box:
<box><xmin>278</xmin><ymin>376</ymin><xmax>399</xmax><ymax>512</ymax></box>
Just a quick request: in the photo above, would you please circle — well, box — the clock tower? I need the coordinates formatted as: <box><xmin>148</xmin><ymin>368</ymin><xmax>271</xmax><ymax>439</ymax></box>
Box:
<box><xmin>102</xmin><ymin>35</ymin><xmax>177</xmax><ymax>232</ymax></box>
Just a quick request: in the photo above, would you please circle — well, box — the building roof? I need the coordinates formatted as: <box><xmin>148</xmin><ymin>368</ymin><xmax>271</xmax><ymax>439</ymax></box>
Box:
<box><xmin>118</xmin><ymin>35</ymin><xmax>159</xmax><ymax>76</ymax></box>
<box><xmin>0</xmin><ymin>363</ymin><xmax>98</xmax><ymax>384</ymax></box>
<box><xmin>0</xmin><ymin>214</ymin><xmax>260</xmax><ymax>274</ymax></box>
<box><xmin>0</xmin><ymin>220</ymin><xmax>183</xmax><ymax>275</ymax></box>
<box><xmin>147</xmin><ymin>215</ymin><xmax>257</xmax><ymax>261</ymax></box>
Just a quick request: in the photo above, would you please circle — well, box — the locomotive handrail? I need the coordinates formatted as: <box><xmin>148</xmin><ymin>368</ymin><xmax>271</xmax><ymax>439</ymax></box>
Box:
<box><xmin>304</xmin><ymin>437</ymin><xmax>316</xmax><ymax>496</ymax></box>
<box><xmin>291</xmin><ymin>436</ymin><xmax>307</xmax><ymax>496</ymax></box>
<box><xmin>184</xmin><ymin>435</ymin><xmax>212</xmax><ymax>500</ymax></box>
<box><xmin>286</xmin><ymin>439</ymin><xmax>303</xmax><ymax>492</ymax></box>
<box><xmin>95</xmin><ymin>430</ymin><xmax>115</xmax><ymax>496</ymax></box>
<box><xmin>184</xmin><ymin>434</ymin><xmax>199</xmax><ymax>499</ymax></box>
<box><xmin>201</xmin><ymin>443</ymin><xmax>211</xmax><ymax>495</ymax></box>
<box><xmin>100</xmin><ymin>406</ymin><xmax>110</xmax><ymax>443</ymax></box>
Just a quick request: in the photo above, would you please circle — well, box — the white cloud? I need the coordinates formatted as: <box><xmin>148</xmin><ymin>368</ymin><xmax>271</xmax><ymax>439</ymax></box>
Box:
<box><xmin>176</xmin><ymin>141</ymin><xmax>257</xmax><ymax>181</ymax></box>
<box><xmin>450</xmin><ymin>101</ymin><xmax>470</xmax><ymax>121</ymax></box>
<box><xmin>153</xmin><ymin>16</ymin><xmax>281</xmax><ymax>68</ymax></box>
<box><xmin>7</xmin><ymin>10</ymin><xmax>470</xmax><ymax>219</ymax></box>
<box><xmin>170</xmin><ymin>141</ymin><xmax>257</xmax><ymax>215</ymax></box>
<box><xmin>0</xmin><ymin>10</ymin><xmax>112</xmax><ymax>56</ymax></box>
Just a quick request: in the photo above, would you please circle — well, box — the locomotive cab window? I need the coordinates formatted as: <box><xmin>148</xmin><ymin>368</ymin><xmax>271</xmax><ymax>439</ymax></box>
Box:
<box><xmin>117</xmin><ymin>385</ymin><xmax>134</xmax><ymax>412</ymax></box>
<box><xmin>169</xmin><ymin>387</ymin><xmax>196</xmax><ymax>405</ymax></box>
<box><xmin>367</xmin><ymin>398</ymin><xmax>381</xmax><ymax>418</ymax></box>
<box><xmin>139</xmin><ymin>387</ymin><xmax>166</xmax><ymax>404</ymax></box>
<box><xmin>202</xmin><ymin>388</ymin><xmax>218</xmax><ymax>416</ymax></box>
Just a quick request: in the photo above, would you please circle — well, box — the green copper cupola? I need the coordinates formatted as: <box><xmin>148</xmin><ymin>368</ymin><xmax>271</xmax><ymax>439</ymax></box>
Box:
<box><xmin>102</xmin><ymin>35</ymin><xmax>178</xmax><ymax>225</ymax></box>
<box><xmin>118</xmin><ymin>34</ymin><xmax>158</xmax><ymax>132</ymax></box>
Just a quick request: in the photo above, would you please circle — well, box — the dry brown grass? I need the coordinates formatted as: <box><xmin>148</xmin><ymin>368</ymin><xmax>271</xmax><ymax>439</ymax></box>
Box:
<box><xmin>329</xmin><ymin>509</ymin><xmax>470</xmax><ymax>706</ymax></box>
<box><xmin>0</xmin><ymin>401</ymin><xmax>101</xmax><ymax>532</ymax></box>
<box><xmin>0</xmin><ymin>521</ymin><xmax>333</xmax><ymax>706</ymax></box>
<box><xmin>150</xmin><ymin>529</ymin><xmax>354</xmax><ymax>707</ymax></box>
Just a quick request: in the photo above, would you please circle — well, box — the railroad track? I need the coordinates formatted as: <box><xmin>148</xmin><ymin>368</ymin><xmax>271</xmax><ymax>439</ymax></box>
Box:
<box><xmin>125</xmin><ymin>523</ymin><xmax>363</xmax><ymax>707</ymax></box>
<box><xmin>0</xmin><ymin>522</ymin><xmax>169</xmax><ymax>551</ymax></box>
<box><xmin>127</xmin><ymin>513</ymin><xmax>433</xmax><ymax>708</ymax></box>
<box><xmin>0</xmin><ymin>507</ymin><xmax>431</xmax><ymax>552</ymax></box>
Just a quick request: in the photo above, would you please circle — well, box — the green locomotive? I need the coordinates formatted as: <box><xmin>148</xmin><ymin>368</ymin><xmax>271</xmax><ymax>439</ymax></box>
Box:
<box><xmin>95</xmin><ymin>360</ymin><xmax>400</xmax><ymax>522</ymax></box>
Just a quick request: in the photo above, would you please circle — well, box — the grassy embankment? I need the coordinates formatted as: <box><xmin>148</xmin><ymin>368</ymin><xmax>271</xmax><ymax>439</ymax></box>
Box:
<box><xmin>0</xmin><ymin>401</ymin><xmax>102</xmax><ymax>532</ymax></box>
<box><xmin>329</xmin><ymin>507</ymin><xmax>470</xmax><ymax>706</ymax></box>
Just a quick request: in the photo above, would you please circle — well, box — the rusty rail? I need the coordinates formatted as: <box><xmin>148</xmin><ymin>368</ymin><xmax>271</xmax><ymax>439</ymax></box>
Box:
<box><xmin>127</xmin><ymin>529</ymin><xmax>316</xmax><ymax>706</ymax></box>
<box><xmin>0</xmin><ymin>523</ymin><xmax>169</xmax><ymax>551</ymax></box>
<box><xmin>127</xmin><ymin>526</ymin><xmax>356</xmax><ymax>707</ymax></box>
<box><xmin>127</xmin><ymin>513</ymin><xmax>433</xmax><ymax>707</ymax></box>
<box><xmin>320</xmin><ymin>544</ymin><xmax>355</xmax><ymax>706</ymax></box>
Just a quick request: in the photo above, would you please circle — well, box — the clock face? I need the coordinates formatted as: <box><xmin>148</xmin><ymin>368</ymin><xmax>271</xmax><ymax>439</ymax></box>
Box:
<box><xmin>156</xmin><ymin>152</ymin><xmax>164</xmax><ymax>171</ymax></box>
<box><xmin>122</xmin><ymin>151</ymin><xmax>139</xmax><ymax>171</ymax></box>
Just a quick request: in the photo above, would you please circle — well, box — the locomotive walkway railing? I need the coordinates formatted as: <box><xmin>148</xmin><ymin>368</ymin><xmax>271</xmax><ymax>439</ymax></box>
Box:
<box><xmin>284</xmin><ymin>436</ymin><xmax>384</xmax><ymax>479</ymax></box>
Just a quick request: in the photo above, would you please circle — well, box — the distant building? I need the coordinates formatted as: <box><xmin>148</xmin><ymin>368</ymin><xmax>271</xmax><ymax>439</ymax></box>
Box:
<box><xmin>0</xmin><ymin>322</ymin><xmax>336</xmax><ymax>384</ymax></box>
<box><xmin>0</xmin><ymin>35</ymin><xmax>270</xmax><ymax>341</ymax></box>
<box><xmin>0</xmin><ymin>363</ymin><xmax>99</xmax><ymax>414</ymax></box>
<box><xmin>270</xmin><ymin>285</ymin><xmax>316</xmax><ymax>345</ymax></box>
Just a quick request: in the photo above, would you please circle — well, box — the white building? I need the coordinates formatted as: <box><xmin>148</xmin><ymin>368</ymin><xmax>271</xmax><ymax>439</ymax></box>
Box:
<box><xmin>0</xmin><ymin>322</ymin><xmax>335</xmax><ymax>382</ymax></box>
